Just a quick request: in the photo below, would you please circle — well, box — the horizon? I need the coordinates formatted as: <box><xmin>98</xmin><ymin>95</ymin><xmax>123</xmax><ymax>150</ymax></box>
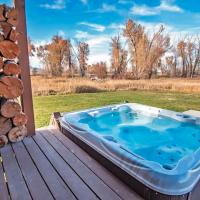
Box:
<box><xmin>2</xmin><ymin>0</ymin><xmax>200</xmax><ymax>68</ymax></box>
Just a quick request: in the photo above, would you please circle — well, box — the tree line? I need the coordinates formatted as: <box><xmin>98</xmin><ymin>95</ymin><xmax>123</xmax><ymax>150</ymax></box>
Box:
<box><xmin>30</xmin><ymin>19</ymin><xmax>200</xmax><ymax>79</ymax></box>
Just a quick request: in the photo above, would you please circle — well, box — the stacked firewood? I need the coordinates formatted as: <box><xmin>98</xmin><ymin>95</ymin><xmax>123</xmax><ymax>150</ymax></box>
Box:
<box><xmin>0</xmin><ymin>4</ymin><xmax>28</xmax><ymax>148</ymax></box>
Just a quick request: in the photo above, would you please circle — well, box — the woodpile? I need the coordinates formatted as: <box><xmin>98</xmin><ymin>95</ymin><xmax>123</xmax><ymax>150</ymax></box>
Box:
<box><xmin>0</xmin><ymin>4</ymin><xmax>27</xmax><ymax>148</ymax></box>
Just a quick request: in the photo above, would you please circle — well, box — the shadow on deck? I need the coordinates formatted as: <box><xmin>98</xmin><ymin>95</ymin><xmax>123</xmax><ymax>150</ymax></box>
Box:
<box><xmin>0</xmin><ymin>127</ymin><xmax>142</xmax><ymax>200</ymax></box>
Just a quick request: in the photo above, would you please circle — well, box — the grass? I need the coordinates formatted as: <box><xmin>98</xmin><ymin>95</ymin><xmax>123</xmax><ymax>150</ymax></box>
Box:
<box><xmin>31</xmin><ymin>76</ymin><xmax>200</xmax><ymax>95</ymax></box>
<box><xmin>33</xmin><ymin>90</ymin><xmax>200</xmax><ymax>128</ymax></box>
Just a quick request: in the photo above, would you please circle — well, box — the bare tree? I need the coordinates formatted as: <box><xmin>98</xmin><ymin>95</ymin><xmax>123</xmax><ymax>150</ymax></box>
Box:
<box><xmin>89</xmin><ymin>62</ymin><xmax>107</xmax><ymax>79</ymax></box>
<box><xmin>36</xmin><ymin>35</ymin><xmax>70</xmax><ymax>77</ymax></box>
<box><xmin>165</xmin><ymin>55</ymin><xmax>177</xmax><ymax>77</ymax></box>
<box><xmin>177</xmin><ymin>36</ymin><xmax>200</xmax><ymax>78</ymax></box>
<box><xmin>77</xmin><ymin>42</ymin><xmax>89</xmax><ymax>77</ymax></box>
<box><xmin>28</xmin><ymin>37</ymin><xmax>35</xmax><ymax>56</ymax></box>
<box><xmin>63</xmin><ymin>39</ymin><xmax>76</xmax><ymax>77</ymax></box>
<box><xmin>123</xmin><ymin>19</ymin><xmax>171</xmax><ymax>79</ymax></box>
<box><xmin>111</xmin><ymin>36</ymin><xmax>128</xmax><ymax>78</ymax></box>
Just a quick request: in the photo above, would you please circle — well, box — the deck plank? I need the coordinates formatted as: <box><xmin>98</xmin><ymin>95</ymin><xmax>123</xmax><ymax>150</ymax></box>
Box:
<box><xmin>0</xmin><ymin>153</ymin><xmax>10</xmax><ymax>200</ymax></box>
<box><xmin>48</xmin><ymin>128</ymin><xmax>142</xmax><ymax>200</ymax></box>
<box><xmin>23</xmin><ymin>136</ymin><xmax>76</xmax><ymax>200</ymax></box>
<box><xmin>12</xmin><ymin>142</ymin><xmax>54</xmax><ymax>200</ymax></box>
<box><xmin>33</xmin><ymin>132</ymin><xmax>99</xmax><ymax>200</ymax></box>
<box><xmin>0</xmin><ymin>145</ymin><xmax>32</xmax><ymax>200</ymax></box>
<box><xmin>41</xmin><ymin>130</ymin><xmax>122</xmax><ymax>200</ymax></box>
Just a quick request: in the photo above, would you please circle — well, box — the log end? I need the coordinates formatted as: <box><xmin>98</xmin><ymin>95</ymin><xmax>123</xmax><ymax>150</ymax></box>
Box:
<box><xmin>0</xmin><ymin>135</ymin><xmax>8</xmax><ymax>148</ymax></box>
<box><xmin>8</xmin><ymin>126</ymin><xmax>27</xmax><ymax>143</ymax></box>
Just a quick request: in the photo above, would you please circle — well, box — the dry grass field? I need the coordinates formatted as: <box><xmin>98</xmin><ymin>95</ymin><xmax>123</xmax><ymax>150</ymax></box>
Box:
<box><xmin>31</xmin><ymin>76</ymin><xmax>200</xmax><ymax>96</ymax></box>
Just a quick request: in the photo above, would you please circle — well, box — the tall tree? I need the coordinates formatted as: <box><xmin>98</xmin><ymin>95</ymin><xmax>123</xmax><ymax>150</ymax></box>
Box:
<box><xmin>77</xmin><ymin>42</ymin><xmax>89</xmax><ymax>77</ymax></box>
<box><xmin>177</xmin><ymin>37</ymin><xmax>200</xmax><ymax>78</ymax></box>
<box><xmin>88</xmin><ymin>62</ymin><xmax>107</xmax><ymax>79</ymax></box>
<box><xmin>123</xmin><ymin>19</ymin><xmax>170</xmax><ymax>79</ymax></box>
<box><xmin>111</xmin><ymin>36</ymin><xmax>128</xmax><ymax>78</ymax></box>
<box><xmin>36</xmin><ymin>35</ymin><xmax>70</xmax><ymax>76</ymax></box>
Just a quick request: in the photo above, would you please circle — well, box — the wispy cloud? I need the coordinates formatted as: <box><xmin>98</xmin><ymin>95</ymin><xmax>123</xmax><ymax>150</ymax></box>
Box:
<box><xmin>131</xmin><ymin>0</ymin><xmax>183</xmax><ymax>16</ymax></box>
<box><xmin>75</xmin><ymin>31</ymin><xmax>92</xmax><ymax>39</ymax></box>
<box><xmin>93</xmin><ymin>3</ymin><xmax>117</xmax><ymax>13</ymax></box>
<box><xmin>108</xmin><ymin>23</ymin><xmax>124</xmax><ymax>30</ymax></box>
<box><xmin>80</xmin><ymin>0</ymin><xmax>88</xmax><ymax>5</ymax></box>
<box><xmin>74</xmin><ymin>30</ymin><xmax>112</xmax><ymax>64</ymax></box>
<box><xmin>58</xmin><ymin>30</ymin><xmax>65</xmax><ymax>37</ymax></box>
<box><xmin>118</xmin><ymin>0</ymin><xmax>133</xmax><ymax>5</ymax></box>
<box><xmin>79</xmin><ymin>22</ymin><xmax>105</xmax><ymax>32</ymax></box>
<box><xmin>40</xmin><ymin>0</ymin><xmax>66</xmax><ymax>10</ymax></box>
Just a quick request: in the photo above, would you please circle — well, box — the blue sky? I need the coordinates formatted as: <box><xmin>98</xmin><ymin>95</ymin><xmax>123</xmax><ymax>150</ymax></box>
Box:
<box><xmin>1</xmin><ymin>0</ymin><xmax>200</xmax><ymax>67</ymax></box>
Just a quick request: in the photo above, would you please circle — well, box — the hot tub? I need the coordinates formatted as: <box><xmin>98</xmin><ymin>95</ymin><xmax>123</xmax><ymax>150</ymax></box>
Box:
<box><xmin>60</xmin><ymin>103</ymin><xmax>200</xmax><ymax>199</ymax></box>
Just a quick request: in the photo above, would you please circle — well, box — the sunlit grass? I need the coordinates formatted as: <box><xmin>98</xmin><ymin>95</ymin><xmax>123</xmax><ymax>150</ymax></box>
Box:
<box><xmin>33</xmin><ymin>90</ymin><xmax>200</xmax><ymax>128</ymax></box>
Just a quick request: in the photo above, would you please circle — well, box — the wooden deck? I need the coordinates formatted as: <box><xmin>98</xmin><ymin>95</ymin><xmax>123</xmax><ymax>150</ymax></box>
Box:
<box><xmin>0</xmin><ymin>127</ymin><xmax>142</xmax><ymax>200</ymax></box>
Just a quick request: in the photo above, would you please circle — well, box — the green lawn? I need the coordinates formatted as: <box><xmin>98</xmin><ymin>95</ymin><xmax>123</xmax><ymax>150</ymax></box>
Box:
<box><xmin>33</xmin><ymin>91</ymin><xmax>200</xmax><ymax>128</ymax></box>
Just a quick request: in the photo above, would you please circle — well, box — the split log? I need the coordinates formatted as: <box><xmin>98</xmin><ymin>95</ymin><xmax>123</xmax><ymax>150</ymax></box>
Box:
<box><xmin>0</xmin><ymin>56</ymin><xmax>3</xmax><ymax>70</ymax></box>
<box><xmin>0</xmin><ymin>116</ymin><xmax>12</xmax><ymax>135</ymax></box>
<box><xmin>9</xmin><ymin>28</ymin><xmax>19</xmax><ymax>42</ymax></box>
<box><xmin>1</xmin><ymin>99</ymin><xmax>21</xmax><ymax>118</ymax></box>
<box><xmin>13</xmin><ymin>112</ymin><xmax>28</xmax><ymax>127</ymax></box>
<box><xmin>8</xmin><ymin>126</ymin><xmax>27</xmax><ymax>143</ymax></box>
<box><xmin>0</xmin><ymin>135</ymin><xmax>8</xmax><ymax>148</ymax></box>
<box><xmin>0</xmin><ymin>22</ymin><xmax>12</xmax><ymax>38</ymax></box>
<box><xmin>3</xmin><ymin>61</ymin><xmax>21</xmax><ymax>75</ymax></box>
<box><xmin>0</xmin><ymin>40</ymin><xmax>20</xmax><ymax>59</ymax></box>
<box><xmin>0</xmin><ymin>5</ymin><xmax>6</xmax><ymax>22</ymax></box>
<box><xmin>6</xmin><ymin>8</ymin><xmax>18</xmax><ymax>26</ymax></box>
<box><xmin>0</xmin><ymin>76</ymin><xmax>23</xmax><ymax>99</ymax></box>
<box><xmin>0</xmin><ymin>33</ymin><xmax>4</xmax><ymax>41</ymax></box>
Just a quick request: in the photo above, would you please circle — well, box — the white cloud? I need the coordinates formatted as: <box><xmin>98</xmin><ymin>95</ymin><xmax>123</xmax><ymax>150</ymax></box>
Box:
<box><xmin>118</xmin><ymin>0</ymin><xmax>133</xmax><ymax>5</ymax></box>
<box><xmin>131</xmin><ymin>5</ymin><xmax>157</xmax><ymax>16</ymax></box>
<box><xmin>40</xmin><ymin>0</ymin><xmax>66</xmax><ymax>10</ymax></box>
<box><xmin>74</xmin><ymin>31</ymin><xmax>112</xmax><ymax>64</ymax></box>
<box><xmin>131</xmin><ymin>0</ymin><xmax>183</xmax><ymax>16</ymax></box>
<box><xmin>75</xmin><ymin>31</ymin><xmax>92</xmax><ymax>39</ymax></box>
<box><xmin>96</xmin><ymin>3</ymin><xmax>117</xmax><ymax>13</ymax></box>
<box><xmin>80</xmin><ymin>0</ymin><xmax>88</xmax><ymax>5</ymax></box>
<box><xmin>158</xmin><ymin>0</ymin><xmax>183</xmax><ymax>12</ymax></box>
<box><xmin>79</xmin><ymin>22</ymin><xmax>105</xmax><ymax>32</ymax></box>
<box><xmin>58</xmin><ymin>30</ymin><xmax>65</xmax><ymax>37</ymax></box>
<box><xmin>108</xmin><ymin>23</ymin><xmax>125</xmax><ymax>30</ymax></box>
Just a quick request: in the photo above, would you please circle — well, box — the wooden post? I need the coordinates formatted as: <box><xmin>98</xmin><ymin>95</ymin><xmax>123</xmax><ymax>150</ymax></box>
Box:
<box><xmin>15</xmin><ymin>0</ymin><xmax>35</xmax><ymax>135</ymax></box>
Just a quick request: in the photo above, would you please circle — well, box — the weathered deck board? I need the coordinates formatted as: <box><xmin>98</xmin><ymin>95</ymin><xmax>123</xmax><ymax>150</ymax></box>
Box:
<box><xmin>0</xmin><ymin>153</ymin><xmax>9</xmax><ymax>200</ymax></box>
<box><xmin>41</xmin><ymin>130</ymin><xmax>121</xmax><ymax>200</ymax></box>
<box><xmin>23</xmin><ymin>137</ymin><xmax>76</xmax><ymax>200</ymax></box>
<box><xmin>0</xmin><ymin>127</ymin><xmax>142</xmax><ymax>200</ymax></box>
<box><xmin>12</xmin><ymin>142</ymin><xmax>54</xmax><ymax>200</ymax></box>
<box><xmin>48</xmin><ymin>128</ymin><xmax>143</xmax><ymax>200</ymax></box>
<box><xmin>33</xmin><ymin>132</ymin><xmax>99</xmax><ymax>200</ymax></box>
<box><xmin>0</xmin><ymin>145</ymin><xmax>32</xmax><ymax>200</ymax></box>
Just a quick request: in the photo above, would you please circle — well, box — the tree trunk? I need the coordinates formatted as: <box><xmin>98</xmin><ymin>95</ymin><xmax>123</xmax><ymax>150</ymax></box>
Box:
<box><xmin>8</xmin><ymin>126</ymin><xmax>27</xmax><ymax>143</ymax></box>
<box><xmin>1</xmin><ymin>99</ymin><xmax>21</xmax><ymax>118</ymax></box>
<box><xmin>3</xmin><ymin>61</ymin><xmax>21</xmax><ymax>75</ymax></box>
<box><xmin>0</xmin><ymin>116</ymin><xmax>12</xmax><ymax>135</ymax></box>
<box><xmin>0</xmin><ymin>76</ymin><xmax>23</xmax><ymax>99</ymax></box>
<box><xmin>13</xmin><ymin>112</ymin><xmax>28</xmax><ymax>126</ymax></box>
<box><xmin>0</xmin><ymin>40</ymin><xmax>20</xmax><ymax>59</ymax></box>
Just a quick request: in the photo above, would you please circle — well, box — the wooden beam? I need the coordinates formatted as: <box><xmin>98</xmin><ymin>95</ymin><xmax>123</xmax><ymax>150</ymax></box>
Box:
<box><xmin>15</xmin><ymin>0</ymin><xmax>35</xmax><ymax>136</ymax></box>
